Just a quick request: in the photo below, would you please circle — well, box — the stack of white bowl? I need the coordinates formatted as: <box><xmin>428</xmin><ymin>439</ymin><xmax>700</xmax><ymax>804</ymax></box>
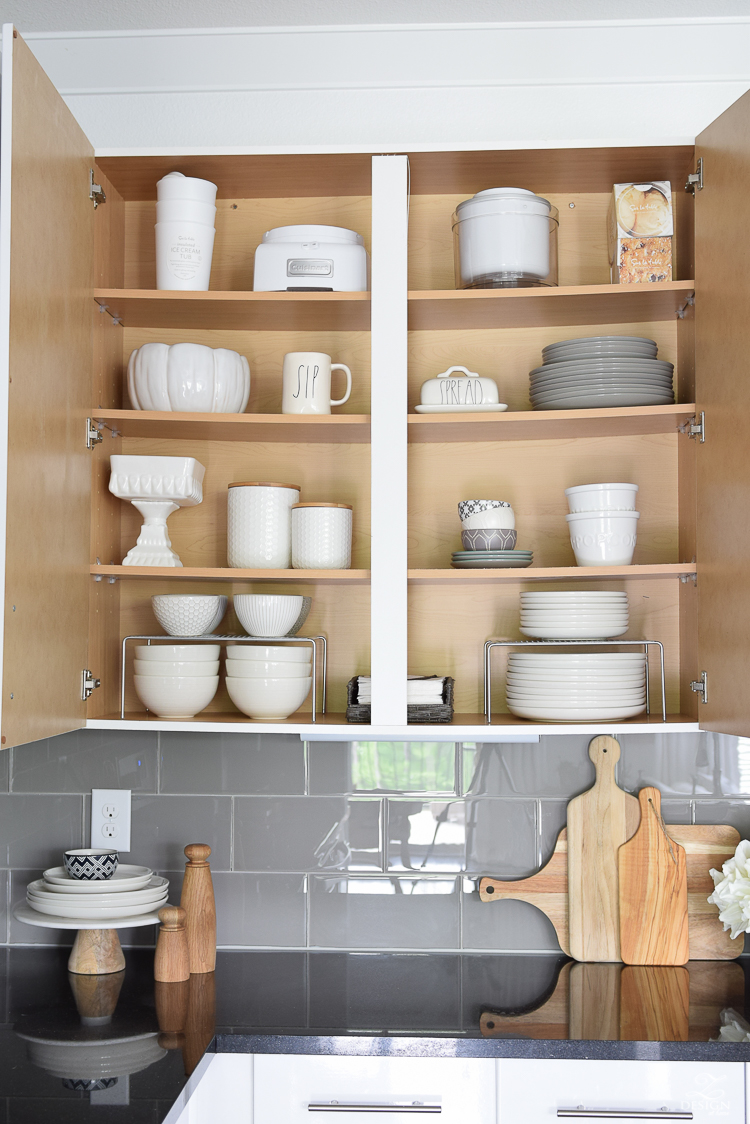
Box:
<box><xmin>565</xmin><ymin>482</ymin><xmax>640</xmax><ymax>567</ymax></box>
<box><xmin>225</xmin><ymin>643</ymin><xmax>312</xmax><ymax>720</ymax></box>
<box><xmin>133</xmin><ymin>644</ymin><xmax>220</xmax><ymax>718</ymax></box>
<box><xmin>505</xmin><ymin>652</ymin><xmax>647</xmax><ymax>722</ymax></box>
<box><xmin>519</xmin><ymin>591</ymin><xmax>629</xmax><ymax>638</ymax></box>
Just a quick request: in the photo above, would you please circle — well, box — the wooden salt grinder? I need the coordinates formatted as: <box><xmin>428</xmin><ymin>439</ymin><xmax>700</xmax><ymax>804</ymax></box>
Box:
<box><xmin>154</xmin><ymin>906</ymin><xmax>190</xmax><ymax>983</ymax></box>
<box><xmin>180</xmin><ymin>844</ymin><xmax>216</xmax><ymax>974</ymax></box>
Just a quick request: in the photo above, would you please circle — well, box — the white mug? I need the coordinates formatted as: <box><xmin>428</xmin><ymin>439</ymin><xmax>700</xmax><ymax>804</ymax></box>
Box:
<box><xmin>282</xmin><ymin>352</ymin><xmax>352</xmax><ymax>415</ymax></box>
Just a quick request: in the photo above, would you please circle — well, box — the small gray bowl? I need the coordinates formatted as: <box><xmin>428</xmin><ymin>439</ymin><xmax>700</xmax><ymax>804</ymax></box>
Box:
<box><xmin>461</xmin><ymin>528</ymin><xmax>518</xmax><ymax>551</ymax></box>
<box><xmin>63</xmin><ymin>848</ymin><xmax>119</xmax><ymax>881</ymax></box>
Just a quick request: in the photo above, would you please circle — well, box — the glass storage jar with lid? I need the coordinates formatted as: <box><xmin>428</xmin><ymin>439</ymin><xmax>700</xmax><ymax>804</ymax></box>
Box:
<box><xmin>452</xmin><ymin>187</ymin><xmax>559</xmax><ymax>288</ymax></box>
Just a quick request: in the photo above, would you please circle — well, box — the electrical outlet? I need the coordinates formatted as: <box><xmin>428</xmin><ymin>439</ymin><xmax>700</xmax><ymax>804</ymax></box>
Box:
<box><xmin>90</xmin><ymin>789</ymin><xmax>131</xmax><ymax>852</ymax></box>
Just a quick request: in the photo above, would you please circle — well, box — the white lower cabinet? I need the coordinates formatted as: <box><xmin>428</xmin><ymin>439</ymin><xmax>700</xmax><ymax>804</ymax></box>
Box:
<box><xmin>497</xmin><ymin>1059</ymin><xmax>746</xmax><ymax>1122</ymax></box>
<box><xmin>252</xmin><ymin>1054</ymin><xmax>497</xmax><ymax>1123</ymax></box>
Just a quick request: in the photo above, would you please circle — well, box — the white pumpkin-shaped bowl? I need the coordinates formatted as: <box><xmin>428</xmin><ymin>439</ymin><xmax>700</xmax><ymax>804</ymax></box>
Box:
<box><xmin>128</xmin><ymin>342</ymin><xmax>250</xmax><ymax>414</ymax></box>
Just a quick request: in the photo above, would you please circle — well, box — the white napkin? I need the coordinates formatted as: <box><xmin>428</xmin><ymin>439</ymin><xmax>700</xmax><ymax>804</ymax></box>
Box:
<box><xmin>355</xmin><ymin>676</ymin><xmax>446</xmax><ymax>705</ymax></box>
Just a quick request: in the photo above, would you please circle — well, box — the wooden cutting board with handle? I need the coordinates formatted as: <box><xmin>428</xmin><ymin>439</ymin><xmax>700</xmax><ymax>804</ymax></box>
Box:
<box><xmin>618</xmin><ymin>787</ymin><xmax>690</xmax><ymax>965</ymax></box>
<box><xmin>567</xmin><ymin>735</ymin><xmax>640</xmax><ymax>962</ymax></box>
<box><xmin>479</xmin><ymin>821</ymin><xmax>740</xmax><ymax>960</ymax></box>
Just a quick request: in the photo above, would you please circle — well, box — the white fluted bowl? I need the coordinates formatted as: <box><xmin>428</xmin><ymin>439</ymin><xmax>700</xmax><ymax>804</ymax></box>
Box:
<box><xmin>225</xmin><ymin>658</ymin><xmax>311</xmax><ymax>678</ymax></box>
<box><xmin>225</xmin><ymin>643</ymin><xmax>311</xmax><ymax>662</ymax></box>
<box><xmin>233</xmin><ymin>595</ymin><xmax>311</xmax><ymax>637</ymax></box>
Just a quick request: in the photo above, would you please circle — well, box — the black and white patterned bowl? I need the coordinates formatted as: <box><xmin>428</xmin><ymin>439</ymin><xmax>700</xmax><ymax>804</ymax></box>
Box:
<box><xmin>457</xmin><ymin>499</ymin><xmax>512</xmax><ymax>521</ymax></box>
<box><xmin>63</xmin><ymin>848</ymin><xmax>119</xmax><ymax>881</ymax></box>
<box><xmin>461</xmin><ymin>528</ymin><xmax>517</xmax><ymax>551</ymax></box>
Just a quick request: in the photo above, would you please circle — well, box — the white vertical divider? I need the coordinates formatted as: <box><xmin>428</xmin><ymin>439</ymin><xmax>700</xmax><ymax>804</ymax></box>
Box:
<box><xmin>370</xmin><ymin>155</ymin><xmax>409</xmax><ymax>726</ymax></box>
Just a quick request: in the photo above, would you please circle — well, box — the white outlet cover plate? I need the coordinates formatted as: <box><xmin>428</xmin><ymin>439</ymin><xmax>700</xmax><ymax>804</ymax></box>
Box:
<box><xmin>90</xmin><ymin>788</ymin><xmax>131</xmax><ymax>852</ymax></box>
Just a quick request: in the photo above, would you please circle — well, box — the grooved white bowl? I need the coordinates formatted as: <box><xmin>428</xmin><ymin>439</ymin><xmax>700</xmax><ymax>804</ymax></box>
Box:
<box><xmin>134</xmin><ymin>644</ymin><xmax>221</xmax><ymax>662</ymax></box>
<box><xmin>134</xmin><ymin>659</ymin><xmax>219</xmax><ymax>677</ymax></box>
<box><xmin>225</xmin><ymin>644</ymin><xmax>311</xmax><ymax>662</ymax></box>
<box><xmin>233</xmin><ymin>594</ymin><xmax>310</xmax><ymax>637</ymax></box>
<box><xmin>225</xmin><ymin>658</ymin><xmax>312</xmax><ymax>678</ymax></box>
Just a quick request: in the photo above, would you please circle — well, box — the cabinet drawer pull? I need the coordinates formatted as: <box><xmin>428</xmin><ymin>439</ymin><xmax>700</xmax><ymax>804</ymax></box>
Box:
<box><xmin>309</xmin><ymin>1103</ymin><xmax>441</xmax><ymax>1114</ymax></box>
<box><xmin>558</xmin><ymin>1112</ymin><xmax>692</xmax><ymax>1120</ymax></box>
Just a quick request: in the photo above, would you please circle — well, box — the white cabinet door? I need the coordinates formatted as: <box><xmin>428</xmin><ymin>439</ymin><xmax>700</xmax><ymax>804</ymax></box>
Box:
<box><xmin>166</xmin><ymin>1056</ymin><xmax>253</xmax><ymax>1124</ymax></box>
<box><xmin>498</xmin><ymin>1059</ymin><xmax>745</xmax><ymax>1123</ymax></box>
<box><xmin>253</xmin><ymin>1054</ymin><xmax>496</xmax><ymax>1124</ymax></box>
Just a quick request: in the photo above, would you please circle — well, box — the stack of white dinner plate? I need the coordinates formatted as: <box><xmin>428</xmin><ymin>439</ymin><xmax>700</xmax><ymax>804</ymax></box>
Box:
<box><xmin>505</xmin><ymin>652</ymin><xmax>647</xmax><ymax>721</ymax></box>
<box><xmin>529</xmin><ymin>335</ymin><xmax>674</xmax><ymax>410</ymax></box>
<box><xmin>519</xmin><ymin>591</ymin><xmax>629</xmax><ymax>638</ymax></box>
<box><xmin>26</xmin><ymin>865</ymin><xmax>168</xmax><ymax>922</ymax></box>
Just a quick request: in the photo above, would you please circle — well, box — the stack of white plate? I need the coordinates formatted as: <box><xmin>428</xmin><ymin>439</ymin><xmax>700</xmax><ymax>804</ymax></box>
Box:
<box><xmin>26</xmin><ymin>865</ymin><xmax>168</xmax><ymax>921</ymax></box>
<box><xmin>505</xmin><ymin>652</ymin><xmax>647</xmax><ymax>721</ymax></box>
<box><xmin>519</xmin><ymin>591</ymin><xmax>629</xmax><ymax>638</ymax></box>
<box><xmin>529</xmin><ymin>335</ymin><xmax>674</xmax><ymax>410</ymax></box>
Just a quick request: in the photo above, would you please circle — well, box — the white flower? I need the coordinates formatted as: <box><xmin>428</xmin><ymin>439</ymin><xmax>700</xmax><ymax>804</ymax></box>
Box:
<box><xmin>707</xmin><ymin>839</ymin><xmax>750</xmax><ymax>939</ymax></box>
<box><xmin>713</xmin><ymin>1008</ymin><xmax>750</xmax><ymax>1043</ymax></box>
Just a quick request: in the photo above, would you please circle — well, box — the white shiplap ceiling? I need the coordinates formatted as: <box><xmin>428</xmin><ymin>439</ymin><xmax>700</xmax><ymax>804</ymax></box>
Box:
<box><xmin>4</xmin><ymin>0</ymin><xmax>750</xmax><ymax>32</ymax></box>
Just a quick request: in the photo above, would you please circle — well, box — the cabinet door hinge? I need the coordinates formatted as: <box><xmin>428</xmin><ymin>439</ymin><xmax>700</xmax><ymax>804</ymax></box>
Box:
<box><xmin>679</xmin><ymin>411</ymin><xmax>705</xmax><ymax>443</ymax></box>
<box><xmin>89</xmin><ymin>169</ymin><xmax>106</xmax><ymax>209</ymax></box>
<box><xmin>685</xmin><ymin>156</ymin><xmax>703</xmax><ymax>194</ymax></box>
<box><xmin>86</xmin><ymin>418</ymin><xmax>103</xmax><ymax>450</ymax></box>
<box><xmin>690</xmin><ymin>671</ymin><xmax>708</xmax><ymax>704</ymax></box>
<box><xmin>81</xmin><ymin>669</ymin><xmax>101</xmax><ymax>701</ymax></box>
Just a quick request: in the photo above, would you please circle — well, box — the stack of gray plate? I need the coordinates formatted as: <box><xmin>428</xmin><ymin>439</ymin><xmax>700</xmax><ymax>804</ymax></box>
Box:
<box><xmin>529</xmin><ymin>336</ymin><xmax>674</xmax><ymax>410</ymax></box>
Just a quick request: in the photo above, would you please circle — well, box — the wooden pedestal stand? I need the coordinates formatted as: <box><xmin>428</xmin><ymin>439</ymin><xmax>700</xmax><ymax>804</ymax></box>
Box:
<box><xmin>12</xmin><ymin>902</ymin><xmax>163</xmax><ymax>975</ymax></box>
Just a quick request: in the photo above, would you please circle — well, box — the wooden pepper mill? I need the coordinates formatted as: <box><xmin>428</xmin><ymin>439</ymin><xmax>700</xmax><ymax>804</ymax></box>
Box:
<box><xmin>180</xmin><ymin>843</ymin><xmax>216</xmax><ymax>974</ymax></box>
<box><xmin>154</xmin><ymin>906</ymin><xmax>190</xmax><ymax>983</ymax></box>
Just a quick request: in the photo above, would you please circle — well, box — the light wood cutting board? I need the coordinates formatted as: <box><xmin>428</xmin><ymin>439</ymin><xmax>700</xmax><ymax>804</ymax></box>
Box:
<box><xmin>567</xmin><ymin>735</ymin><xmax>640</xmax><ymax>962</ymax></box>
<box><xmin>618</xmin><ymin>786</ymin><xmax>690</xmax><ymax>965</ymax></box>
<box><xmin>479</xmin><ymin>822</ymin><xmax>740</xmax><ymax>960</ymax></box>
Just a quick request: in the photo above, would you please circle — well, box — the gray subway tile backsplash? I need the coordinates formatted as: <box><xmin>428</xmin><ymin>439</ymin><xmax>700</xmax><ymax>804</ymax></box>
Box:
<box><xmin>11</xmin><ymin>730</ymin><xmax>158</xmax><ymax>794</ymax></box>
<box><xmin>160</xmin><ymin>731</ymin><xmax>305</xmax><ymax>795</ymax></box>
<box><xmin>2</xmin><ymin>729</ymin><xmax>750</xmax><ymax>953</ymax></box>
<box><xmin>309</xmin><ymin>875</ymin><xmax>460</xmax><ymax>949</ymax></box>
<box><xmin>234</xmin><ymin>796</ymin><xmax>382</xmax><ymax>872</ymax></box>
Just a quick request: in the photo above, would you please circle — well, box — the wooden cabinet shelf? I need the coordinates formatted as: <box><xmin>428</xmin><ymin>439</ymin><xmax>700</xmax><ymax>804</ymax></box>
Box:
<box><xmin>91</xmin><ymin>566</ymin><xmax>370</xmax><ymax>583</ymax></box>
<box><xmin>94</xmin><ymin>289</ymin><xmax>371</xmax><ymax>332</ymax></box>
<box><xmin>407</xmin><ymin>564</ymin><xmax>696</xmax><ymax>584</ymax></box>
<box><xmin>93</xmin><ymin>409</ymin><xmax>371</xmax><ymax>443</ymax></box>
<box><xmin>407</xmin><ymin>281</ymin><xmax>695</xmax><ymax>330</ymax></box>
<box><xmin>408</xmin><ymin>404</ymin><xmax>695</xmax><ymax>442</ymax></box>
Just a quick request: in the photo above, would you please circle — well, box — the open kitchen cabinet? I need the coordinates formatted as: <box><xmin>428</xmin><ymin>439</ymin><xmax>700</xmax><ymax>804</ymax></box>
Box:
<box><xmin>0</xmin><ymin>26</ymin><xmax>748</xmax><ymax>745</ymax></box>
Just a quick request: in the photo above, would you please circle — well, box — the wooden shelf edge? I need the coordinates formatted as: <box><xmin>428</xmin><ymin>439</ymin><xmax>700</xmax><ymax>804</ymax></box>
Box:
<box><xmin>86</xmin><ymin>713</ymin><xmax>701</xmax><ymax>736</ymax></box>
<box><xmin>407</xmin><ymin>564</ymin><xmax>697</xmax><ymax>583</ymax></box>
<box><xmin>93</xmin><ymin>289</ymin><xmax>372</xmax><ymax>330</ymax></box>
<box><xmin>94</xmin><ymin>289</ymin><xmax>371</xmax><ymax>303</ymax></box>
<box><xmin>408</xmin><ymin>281</ymin><xmax>695</xmax><ymax>302</ymax></box>
<box><xmin>90</xmin><ymin>566</ymin><xmax>370</xmax><ymax>583</ymax></box>
<box><xmin>92</xmin><ymin>409</ymin><xmax>371</xmax><ymax>443</ymax></box>
<box><xmin>407</xmin><ymin>404</ymin><xmax>695</xmax><ymax>442</ymax></box>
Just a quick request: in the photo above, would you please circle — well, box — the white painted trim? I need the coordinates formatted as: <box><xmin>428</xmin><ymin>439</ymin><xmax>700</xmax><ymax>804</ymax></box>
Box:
<box><xmin>370</xmin><ymin>156</ymin><xmax>409</xmax><ymax>727</ymax></box>
<box><xmin>0</xmin><ymin>26</ymin><xmax>15</xmax><ymax>747</ymax></box>
<box><xmin>91</xmin><ymin>139</ymin><xmax>699</xmax><ymax>157</ymax></box>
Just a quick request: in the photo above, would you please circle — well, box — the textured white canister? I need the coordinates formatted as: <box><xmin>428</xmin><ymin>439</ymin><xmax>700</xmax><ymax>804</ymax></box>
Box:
<box><xmin>292</xmin><ymin>503</ymin><xmax>353</xmax><ymax>569</ymax></box>
<box><xmin>227</xmin><ymin>482</ymin><xmax>300</xmax><ymax>569</ymax></box>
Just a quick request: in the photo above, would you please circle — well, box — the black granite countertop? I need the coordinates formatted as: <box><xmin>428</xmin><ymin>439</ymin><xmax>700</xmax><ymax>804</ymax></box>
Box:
<box><xmin>3</xmin><ymin>948</ymin><xmax>750</xmax><ymax>1121</ymax></box>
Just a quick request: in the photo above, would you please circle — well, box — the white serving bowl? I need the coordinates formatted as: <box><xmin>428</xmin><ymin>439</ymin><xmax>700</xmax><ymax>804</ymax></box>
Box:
<box><xmin>226</xmin><ymin>675</ymin><xmax>312</xmax><ymax>719</ymax></box>
<box><xmin>233</xmin><ymin>594</ymin><xmax>310</xmax><ymax>637</ymax></box>
<box><xmin>225</xmin><ymin>643</ymin><xmax>311</xmax><ymax>662</ymax></box>
<box><xmin>133</xmin><ymin>674</ymin><xmax>219</xmax><ymax>717</ymax></box>
<box><xmin>460</xmin><ymin>507</ymin><xmax>516</xmax><ymax>530</ymax></box>
<box><xmin>151</xmin><ymin>594</ymin><xmax>228</xmax><ymax>637</ymax></box>
<box><xmin>134</xmin><ymin>659</ymin><xmax>219</xmax><ymax>677</ymax></box>
<box><xmin>566</xmin><ymin>510</ymin><xmax>640</xmax><ymax>566</ymax></box>
<box><xmin>225</xmin><ymin>658</ymin><xmax>312</xmax><ymax>678</ymax></box>
<box><xmin>565</xmin><ymin>483</ymin><xmax>639</xmax><ymax>513</ymax></box>
<box><xmin>134</xmin><ymin>644</ymin><xmax>221</xmax><ymax>662</ymax></box>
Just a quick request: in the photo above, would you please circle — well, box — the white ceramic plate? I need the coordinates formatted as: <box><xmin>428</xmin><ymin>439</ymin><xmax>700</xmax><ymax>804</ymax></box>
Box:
<box><xmin>506</xmin><ymin>675</ymin><xmax>645</xmax><ymax>687</ymax></box>
<box><xmin>531</xmin><ymin>357</ymin><xmax>672</xmax><ymax>375</ymax></box>
<box><xmin>28</xmin><ymin>875</ymin><xmax>168</xmax><ymax>904</ymax></box>
<box><xmin>414</xmin><ymin>403</ymin><xmax>509</xmax><ymax>413</ymax></box>
<box><xmin>25</xmin><ymin>895</ymin><xmax>167</xmax><ymax>920</ymax></box>
<box><xmin>506</xmin><ymin>692</ymin><xmax>646</xmax><ymax>705</ymax></box>
<box><xmin>519</xmin><ymin>626</ymin><xmax>629</xmax><ymax>638</ymax></box>
<box><xmin>541</xmin><ymin>346</ymin><xmax>657</xmax><ymax>363</ymax></box>
<box><xmin>519</xmin><ymin>611</ymin><xmax>629</xmax><ymax>619</ymax></box>
<box><xmin>508</xmin><ymin>655</ymin><xmax>647</xmax><ymax>666</ymax></box>
<box><xmin>506</xmin><ymin>702</ymin><xmax>647</xmax><ymax>721</ymax></box>
<box><xmin>42</xmin><ymin>864</ymin><xmax>153</xmax><ymax>891</ymax></box>
<box><xmin>13</xmin><ymin>901</ymin><xmax>162</xmax><ymax>930</ymax></box>
<box><xmin>543</xmin><ymin>334</ymin><xmax>657</xmax><ymax>352</ymax></box>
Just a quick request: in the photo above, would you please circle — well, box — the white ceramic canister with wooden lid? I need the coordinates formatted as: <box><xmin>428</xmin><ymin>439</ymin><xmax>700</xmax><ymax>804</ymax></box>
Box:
<box><xmin>291</xmin><ymin>503</ymin><xmax>353</xmax><ymax>569</ymax></box>
<box><xmin>227</xmin><ymin>482</ymin><xmax>300</xmax><ymax>569</ymax></box>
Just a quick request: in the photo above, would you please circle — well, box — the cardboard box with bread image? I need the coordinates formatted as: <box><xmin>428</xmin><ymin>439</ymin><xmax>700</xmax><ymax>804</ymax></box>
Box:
<box><xmin>608</xmin><ymin>181</ymin><xmax>673</xmax><ymax>284</ymax></box>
